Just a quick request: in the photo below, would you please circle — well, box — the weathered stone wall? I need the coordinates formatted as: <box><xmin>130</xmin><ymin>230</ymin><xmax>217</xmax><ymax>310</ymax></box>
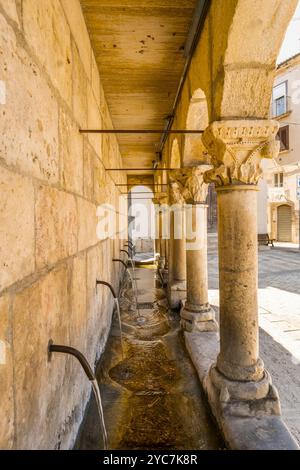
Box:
<box><xmin>0</xmin><ymin>0</ymin><xmax>125</xmax><ymax>449</ymax></box>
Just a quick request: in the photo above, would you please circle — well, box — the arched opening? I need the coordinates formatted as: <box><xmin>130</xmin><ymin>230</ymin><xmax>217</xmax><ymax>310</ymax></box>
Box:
<box><xmin>128</xmin><ymin>185</ymin><xmax>155</xmax><ymax>254</ymax></box>
<box><xmin>214</xmin><ymin>0</ymin><xmax>298</xmax><ymax>119</ymax></box>
<box><xmin>183</xmin><ymin>88</ymin><xmax>209</xmax><ymax>167</ymax></box>
<box><xmin>170</xmin><ymin>138</ymin><xmax>181</xmax><ymax>169</ymax></box>
<box><xmin>183</xmin><ymin>88</ymin><xmax>217</xmax><ymax>232</ymax></box>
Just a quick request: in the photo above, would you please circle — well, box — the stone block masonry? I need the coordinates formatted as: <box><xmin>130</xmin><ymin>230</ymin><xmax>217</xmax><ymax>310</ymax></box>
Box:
<box><xmin>0</xmin><ymin>0</ymin><xmax>126</xmax><ymax>449</ymax></box>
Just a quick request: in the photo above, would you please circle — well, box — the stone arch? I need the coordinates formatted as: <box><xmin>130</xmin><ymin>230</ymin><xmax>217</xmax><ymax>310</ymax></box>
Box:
<box><xmin>172</xmin><ymin>0</ymin><xmax>298</xmax><ymax>129</ymax></box>
<box><xmin>161</xmin><ymin>163</ymin><xmax>168</xmax><ymax>192</ymax></box>
<box><xmin>127</xmin><ymin>175</ymin><xmax>154</xmax><ymax>193</ymax></box>
<box><xmin>183</xmin><ymin>88</ymin><xmax>210</xmax><ymax>167</ymax></box>
<box><xmin>214</xmin><ymin>0</ymin><xmax>298</xmax><ymax>119</ymax></box>
<box><xmin>170</xmin><ymin>138</ymin><xmax>181</xmax><ymax>169</ymax></box>
<box><xmin>128</xmin><ymin>185</ymin><xmax>155</xmax><ymax>248</ymax></box>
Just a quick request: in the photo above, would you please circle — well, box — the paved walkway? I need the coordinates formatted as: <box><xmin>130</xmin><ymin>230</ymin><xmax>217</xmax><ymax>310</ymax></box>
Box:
<box><xmin>208</xmin><ymin>246</ymin><xmax>300</xmax><ymax>444</ymax></box>
<box><xmin>273</xmin><ymin>241</ymin><xmax>300</xmax><ymax>252</ymax></box>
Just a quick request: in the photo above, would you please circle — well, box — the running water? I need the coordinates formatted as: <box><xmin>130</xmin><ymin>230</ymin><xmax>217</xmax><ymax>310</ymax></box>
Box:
<box><xmin>126</xmin><ymin>268</ymin><xmax>140</xmax><ymax>317</ymax></box>
<box><xmin>91</xmin><ymin>379</ymin><xmax>108</xmax><ymax>450</ymax></box>
<box><xmin>114</xmin><ymin>297</ymin><xmax>124</xmax><ymax>358</ymax></box>
<box><xmin>129</xmin><ymin>258</ymin><xmax>140</xmax><ymax>317</ymax></box>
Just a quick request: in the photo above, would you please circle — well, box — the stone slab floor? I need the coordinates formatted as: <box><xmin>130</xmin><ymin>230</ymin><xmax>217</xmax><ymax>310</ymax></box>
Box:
<box><xmin>208</xmin><ymin>242</ymin><xmax>300</xmax><ymax>445</ymax></box>
<box><xmin>75</xmin><ymin>266</ymin><xmax>224</xmax><ymax>450</ymax></box>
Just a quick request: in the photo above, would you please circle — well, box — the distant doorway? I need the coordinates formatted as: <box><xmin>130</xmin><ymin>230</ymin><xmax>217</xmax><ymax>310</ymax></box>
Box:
<box><xmin>277</xmin><ymin>204</ymin><xmax>292</xmax><ymax>242</ymax></box>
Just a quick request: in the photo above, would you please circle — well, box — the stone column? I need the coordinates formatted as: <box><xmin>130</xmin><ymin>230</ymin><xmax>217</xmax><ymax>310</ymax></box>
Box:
<box><xmin>154</xmin><ymin>195</ymin><xmax>168</xmax><ymax>268</ymax></box>
<box><xmin>180</xmin><ymin>166</ymin><xmax>218</xmax><ymax>332</ymax></box>
<box><xmin>153</xmin><ymin>200</ymin><xmax>161</xmax><ymax>260</ymax></box>
<box><xmin>164</xmin><ymin>237</ymin><xmax>168</xmax><ymax>270</ymax></box>
<box><xmin>202</xmin><ymin>120</ymin><xmax>281</xmax><ymax>418</ymax></box>
<box><xmin>158</xmin><ymin>197</ymin><xmax>167</xmax><ymax>269</ymax></box>
<box><xmin>167</xmin><ymin>175</ymin><xmax>186</xmax><ymax>309</ymax></box>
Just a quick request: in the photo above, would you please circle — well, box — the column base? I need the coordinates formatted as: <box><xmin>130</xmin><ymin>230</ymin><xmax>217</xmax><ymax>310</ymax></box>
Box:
<box><xmin>168</xmin><ymin>281</ymin><xmax>186</xmax><ymax>309</ymax></box>
<box><xmin>162</xmin><ymin>267</ymin><xmax>168</xmax><ymax>286</ymax></box>
<box><xmin>180</xmin><ymin>303</ymin><xmax>218</xmax><ymax>332</ymax></box>
<box><xmin>184</xmin><ymin>329</ymin><xmax>299</xmax><ymax>449</ymax></box>
<box><xmin>204</xmin><ymin>363</ymin><xmax>281</xmax><ymax>420</ymax></box>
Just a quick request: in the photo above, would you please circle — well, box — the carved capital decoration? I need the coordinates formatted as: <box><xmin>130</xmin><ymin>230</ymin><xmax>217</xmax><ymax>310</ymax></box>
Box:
<box><xmin>155</xmin><ymin>193</ymin><xmax>168</xmax><ymax>205</ymax></box>
<box><xmin>169</xmin><ymin>170</ymin><xmax>186</xmax><ymax>204</ymax></box>
<box><xmin>183</xmin><ymin>165</ymin><xmax>212</xmax><ymax>204</ymax></box>
<box><xmin>202</xmin><ymin>120</ymin><xmax>280</xmax><ymax>187</ymax></box>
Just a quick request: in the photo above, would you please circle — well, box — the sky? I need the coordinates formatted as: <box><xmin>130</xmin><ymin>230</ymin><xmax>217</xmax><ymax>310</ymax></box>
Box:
<box><xmin>277</xmin><ymin>1</ymin><xmax>300</xmax><ymax>63</ymax></box>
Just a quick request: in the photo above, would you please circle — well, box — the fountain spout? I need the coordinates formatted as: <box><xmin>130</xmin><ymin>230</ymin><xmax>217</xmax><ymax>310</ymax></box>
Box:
<box><xmin>48</xmin><ymin>341</ymin><xmax>108</xmax><ymax>450</ymax></box>
<box><xmin>96</xmin><ymin>280</ymin><xmax>124</xmax><ymax>358</ymax></box>
<box><xmin>113</xmin><ymin>258</ymin><xmax>140</xmax><ymax>317</ymax></box>
<box><xmin>120</xmin><ymin>249</ymin><xmax>130</xmax><ymax>258</ymax></box>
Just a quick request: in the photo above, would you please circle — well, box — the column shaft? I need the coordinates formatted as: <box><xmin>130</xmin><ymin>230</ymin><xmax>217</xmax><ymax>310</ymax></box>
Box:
<box><xmin>172</xmin><ymin>207</ymin><xmax>186</xmax><ymax>282</ymax></box>
<box><xmin>216</xmin><ymin>187</ymin><xmax>262</xmax><ymax>381</ymax></box>
<box><xmin>186</xmin><ymin>204</ymin><xmax>208</xmax><ymax>308</ymax></box>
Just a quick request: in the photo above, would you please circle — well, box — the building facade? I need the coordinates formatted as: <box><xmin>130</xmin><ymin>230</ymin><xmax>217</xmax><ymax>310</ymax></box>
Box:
<box><xmin>264</xmin><ymin>54</ymin><xmax>300</xmax><ymax>243</ymax></box>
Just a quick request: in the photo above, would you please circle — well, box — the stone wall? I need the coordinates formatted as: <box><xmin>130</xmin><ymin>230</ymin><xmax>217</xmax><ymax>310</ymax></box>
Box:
<box><xmin>0</xmin><ymin>0</ymin><xmax>125</xmax><ymax>449</ymax></box>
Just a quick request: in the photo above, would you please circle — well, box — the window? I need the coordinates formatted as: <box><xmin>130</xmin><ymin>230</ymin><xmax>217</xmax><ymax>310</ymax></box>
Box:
<box><xmin>274</xmin><ymin>172</ymin><xmax>284</xmax><ymax>188</ymax></box>
<box><xmin>277</xmin><ymin>125</ymin><xmax>289</xmax><ymax>151</ymax></box>
<box><xmin>275</xmin><ymin>96</ymin><xmax>286</xmax><ymax>116</ymax></box>
<box><xmin>272</xmin><ymin>81</ymin><xmax>288</xmax><ymax>117</ymax></box>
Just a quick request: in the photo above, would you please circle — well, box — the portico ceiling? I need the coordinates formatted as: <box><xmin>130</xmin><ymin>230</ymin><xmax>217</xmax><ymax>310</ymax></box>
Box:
<box><xmin>80</xmin><ymin>0</ymin><xmax>197</xmax><ymax>173</ymax></box>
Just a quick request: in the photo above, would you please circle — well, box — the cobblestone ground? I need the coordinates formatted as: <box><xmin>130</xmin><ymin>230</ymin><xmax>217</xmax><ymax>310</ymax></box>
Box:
<box><xmin>208</xmin><ymin>244</ymin><xmax>300</xmax><ymax>445</ymax></box>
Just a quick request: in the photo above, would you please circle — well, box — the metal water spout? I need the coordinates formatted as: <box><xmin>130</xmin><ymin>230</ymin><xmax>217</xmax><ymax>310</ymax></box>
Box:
<box><xmin>120</xmin><ymin>249</ymin><xmax>138</xmax><ymax>307</ymax></box>
<box><xmin>125</xmin><ymin>241</ymin><xmax>135</xmax><ymax>257</ymax></box>
<box><xmin>96</xmin><ymin>280</ymin><xmax>124</xmax><ymax>358</ymax></box>
<box><xmin>124</xmin><ymin>246</ymin><xmax>132</xmax><ymax>258</ymax></box>
<box><xmin>112</xmin><ymin>258</ymin><xmax>140</xmax><ymax>317</ymax></box>
<box><xmin>120</xmin><ymin>249</ymin><xmax>135</xmax><ymax>272</ymax></box>
<box><xmin>112</xmin><ymin>257</ymin><xmax>127</xmax><ymax>289</ymax></box>
<box><xmin>48</xmin><ymin>341</ymin><xmax>108</xmax><ymax>450</ymax></box>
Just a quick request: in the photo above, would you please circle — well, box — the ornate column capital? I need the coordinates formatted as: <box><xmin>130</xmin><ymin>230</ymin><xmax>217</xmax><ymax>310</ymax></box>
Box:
<box><xmin>169</xmin><ymin>170</ymin><xmax>186</xmax><ymax>204</ymax></box>
<box><xmin>155</xmin><ymin>193</ymin><xmax>168</xmax><ymax>205</ymax></box>
<box><xmin>202</xmin><ymin>120</ymin><xmax>280</xmax><ymax>187</ymax></box>
<box><xmin>183</xmin><ymin>165</ymin><xmax>212</xmax><ymax>204</ymax></box>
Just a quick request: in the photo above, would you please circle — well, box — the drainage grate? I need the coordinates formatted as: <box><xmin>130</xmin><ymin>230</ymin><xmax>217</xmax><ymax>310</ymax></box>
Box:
<box><xmin>137</xmin><ymin>302</ymin><xmax>154</xmax><ymax>309</ymax></box>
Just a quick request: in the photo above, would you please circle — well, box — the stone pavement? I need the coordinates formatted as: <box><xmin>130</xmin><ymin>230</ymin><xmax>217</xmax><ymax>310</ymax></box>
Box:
<box><xmin>208</xmin><ymin>244</ymin><xmax>300</xmax><ymax>445</ymax></box>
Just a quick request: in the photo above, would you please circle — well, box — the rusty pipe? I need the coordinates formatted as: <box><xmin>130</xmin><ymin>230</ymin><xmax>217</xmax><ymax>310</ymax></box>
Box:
<box><xmin>96</xmin><ymin>280</ymin><xmax>117</xmax><ymax>299</ymax></box>
<box><xmin>48</xmin><ymin>341</ymin><xmax>94</xmax><ymax>380</ymax></box>
<box><xmin>112</xmin><ymin>258</ymin><xmax>128</xmax><ymax>270</ymax></box>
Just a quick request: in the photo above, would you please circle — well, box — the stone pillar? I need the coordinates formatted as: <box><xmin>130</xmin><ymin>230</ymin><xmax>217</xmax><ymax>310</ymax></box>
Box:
<box><xmin>153</xmin><ymin>201</ymin><xmax>161</xmax><ymax>260</ymax></box>
<box><xmin>158</xmin><ymin>198</ymin><xmax>167</xmax><ymax>269</ymax></box>
<box><xmin>155</xmin><ymin>195</ymin><xmax>168</xmax><ymax>268</ymax></box>
<box><xmin>180</xmin><ymin>166</ymin><xmax>218</xmax><ymax>332</ymax></box>
<box><xmin>257</xmin><ymin>177</ymin><xmax>270</xmax><ymax>250</ymax></box>
<box><xmin>164</xmin><ymin>238</ymin><xmax>168</xmax><ymax>270</ymax></box>
<box><xmin>167</xmin><ymin>176</ymin><xmax>186</xmax><ymax>309</ymax></box>
<box><xmin>202</xmin><ymin>120</ymin><xmax>281</xmax><ymax>419</ymax></box>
